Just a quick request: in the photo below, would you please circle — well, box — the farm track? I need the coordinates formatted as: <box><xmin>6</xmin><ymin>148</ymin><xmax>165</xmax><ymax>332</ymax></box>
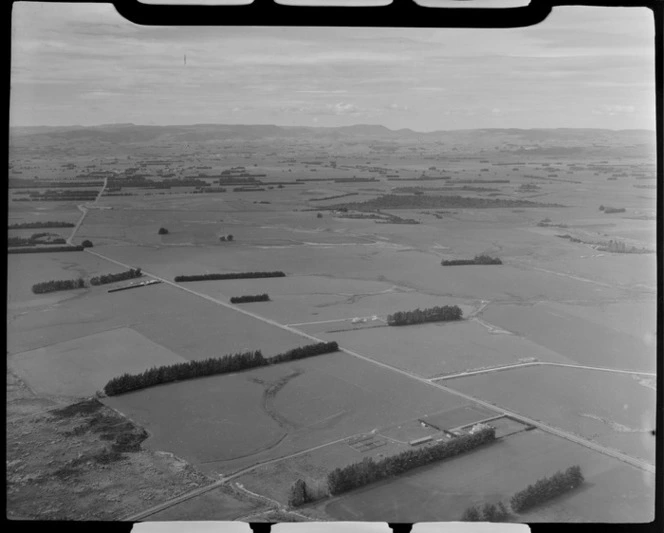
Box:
<box><xmin>85</xmin><ymin>248</ymin><xmax>656</xmax><ymax>520</ymax></box>
<box><xmin>67</xmin><ymin>177</ymin><xmax>107</xmax><ymax>245</ymax></box>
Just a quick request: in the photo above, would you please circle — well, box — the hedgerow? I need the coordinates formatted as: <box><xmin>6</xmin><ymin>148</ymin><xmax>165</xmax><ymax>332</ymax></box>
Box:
<box><xmin>103</xmin><ymin>341</ymin><xmax>339</xmax><ymax>396</ymax></box>
<box><xmin>387</xmin><ymin>305</ymin><xmax>463</xmax><ymax>326</ymax></box>
<box><xmin>9</xmin><ymin>245</ymin><xmax>84</xmax><ymax>254</ymax></box>
<box><xmin>9</xmin><ymin>221</ymin><xmax>75</xmax><ymax>229</ymax></box>
<box><xmin>32</xmin><ymin>277</ymin><xmax>86</xmax><ymax>294</ymax></box>
<box><xmin>174</xmin><ymin>271</ymin><xmax>285</xmax><ymax>282</ymax></box>
<box><xmin>230</xmin><ymin>294</ymin><xmax>270</xmax><ymax>304</ymax></box>
<box><xmin>90</xmin><ymin>268</ymin><xmax>142</xmax><ymax>286</ymax></box>
<box><xmin>441</xmin><ymin>254</ymin><xmax>503</xmax><ymax>266</ymax></box>
<box><xmin>327</xmin><ymin>425</ymin><xmax>496</xmax><ymax>496</ymax></box>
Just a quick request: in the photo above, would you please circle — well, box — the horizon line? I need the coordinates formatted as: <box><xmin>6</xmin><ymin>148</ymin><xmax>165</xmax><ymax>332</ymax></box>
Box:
<box><xmin>9</xmin><ymin>123</ymin><xmax>657</xmax><ymax>134</ymax></box>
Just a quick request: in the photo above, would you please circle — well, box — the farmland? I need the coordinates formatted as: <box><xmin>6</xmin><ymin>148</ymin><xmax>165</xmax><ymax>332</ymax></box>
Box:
<box><xmin>6</xmin><ymin>123</ymin><xmax>657</xmax><ymax>522</ymax></box>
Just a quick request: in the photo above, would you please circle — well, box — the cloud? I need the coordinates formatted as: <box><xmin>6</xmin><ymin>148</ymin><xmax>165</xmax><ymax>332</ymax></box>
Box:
<box><xmin>386</xmin><ymin>103</ymin><xmax>409</xmax><ymax>111</ymax></box>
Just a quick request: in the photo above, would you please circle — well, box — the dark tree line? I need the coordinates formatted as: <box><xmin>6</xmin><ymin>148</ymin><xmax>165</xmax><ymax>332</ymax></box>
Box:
<box><xmin>103</xmin><ymin>341</ymin><xmax>339</xmax><ymax>396</ymax></box>
<box><xmin>509</xmin><ymin>465</ymin><xmax>584</xmax><ymax>512</ymax></box>
<box><xmin>387</xmin><ymin>305</ymin><xmax>463</xmax><ymax>326</ymax></box>
<box><xmin>174</xmin><ymin>271</ymin><xmax>285</xmax><ymax>282</ymax></box>
<box><xmin>9</xmin><ymin>221</ymin><xmax>75</xmax><ymax>229</ymax></box>
<box><xmin>90</xmin><ymin>268</ymin><xmax>142</xmax><ymax>286</ymax></box>
<box><xmin>441</xmin><ymin>254</ymin><xmax>503</xmax><ymax>266</ymax></box>
<box><xmin>230</xmin><ymin>294</ymin><xmax>270</xmax><ymax>304</ymax></box>
<box><xmin>33</xmin><ymin>277</ymin><xmax>86</xmax><ymax>294</ymax></box>
<box><xmin>327</xmin><ymin>426</ymin><xmax>495</xmax><ymax>496</ymax></box>
<box><xmin>270</xmin><ymin>341</ymin><xmax>338</xmax><ymax>364</ymax></box>
<box><xmin>9</xmin><ymin>245</ymin><xmax>84</xmax><ymax>254</ymax></box>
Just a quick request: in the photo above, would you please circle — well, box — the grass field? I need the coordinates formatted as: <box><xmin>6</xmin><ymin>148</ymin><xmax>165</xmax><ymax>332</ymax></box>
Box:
<box><xmin>104</xmin><ymin>350</ymin><xmax>470</xmax><ymax>475</ymax></box>
<box><xmin>317</xmin><ymin>429</ymin><xmax>655</xmax><ymax>522</ymax></box>
<box><xmin>447</xmin><ymin>365</ymin><xmax>656</xmax><ymax>462</ymax></box>
<box><xmin>482</xmin><ymin>301</ymin><xmax>657</xmax><ymax>372</ymax></box>
<box><xmin>312</xmin><ymin>320</ymin><xmax>572</xmax><ymax>379</ymax></box>
<box><xmin>7</xmin><ymin>280</ymin><xmax>307</xmax><ymax>361</ymax></box>
<box><xmin>8</xmin><ymin>327</ymin><xmax>188</xmax><ymax>398</ymax></box>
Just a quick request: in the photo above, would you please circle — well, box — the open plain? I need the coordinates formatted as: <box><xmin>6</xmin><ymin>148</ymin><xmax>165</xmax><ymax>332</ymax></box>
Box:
<box><xmin>7</xmin><ymin>123</ymin><xmax>657</xmax><ymax>522</ymax></box>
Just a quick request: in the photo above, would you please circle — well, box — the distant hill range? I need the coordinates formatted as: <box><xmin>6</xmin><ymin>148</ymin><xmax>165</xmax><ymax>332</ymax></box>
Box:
<box><xmin>9</xmin><ymin>123</ymin><xmax>656</xmax><ymax>156</ymax></box>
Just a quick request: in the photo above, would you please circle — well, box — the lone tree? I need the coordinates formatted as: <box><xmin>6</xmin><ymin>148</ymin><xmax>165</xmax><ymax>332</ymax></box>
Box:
<box><xmin>219</xmin><ymin>236</ymin><xmax>226</xmax><ymax>242</ymax></box>
<box><xmin>288</xmin><ymin>479</ymin><xmax>310</xmax><ymax>508</ymax></box>
<box><xmin>158</xmin><ymin>227</ymin><xmax>169</xmax><ymax>235</ymax></box>
<box><xmin>227</xmin><ymin>234</ymin><xmax>234</xmax><ymax>241</ymax></box>
<box><xmin>81</xmin><ymin>240</ymin><xmax>93</xmax><ymax>248</ymax></box>
<box><xmin>599</xmin><ymin>205</ymin><xmax>605</xmax><ymax>211</ymax></box>
<box><xmin>317</xmin><ymin>213</ymin><xmax>323</xmax><ymax>218</ymax></box>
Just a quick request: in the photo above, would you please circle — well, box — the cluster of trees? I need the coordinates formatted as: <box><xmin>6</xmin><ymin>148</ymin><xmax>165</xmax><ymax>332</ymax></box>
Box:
<box><xmin>230</xmin><ymin>294</ymin><xmax>270</xmax><ymax>304</ymax></box>
<box><xmin>510</xmin><ymin>465</ymin><xmax>584</xmax><ymax>513</ymax></box>
<box><xmin>327</xmin><ymin>426</ymin><xmax>495</xmax><ymax>496</ymax></box>
<box><xmin>387</xmin><ymin>305</ymin><xmax>463</xmax><ymax>326</ymax></box>
<box><xmin>8</xmin><ymin>221</ymin><xmax>75</xmax><ymax>229</ymax></box>
<box><xmin>32</xmin><ymin>277</ymin><xmax>86</xmax><ymax>294</ymax></box>
<box><xmin>81</xmin><ymin>240</ymin><xmax>94</xmax><ymax>248</ymax></box>
<box><xmin>9</xmin><ymin>245</ymin><xmax>84</xmax><ymax>254</ymax></box>
<box><xmin>90</xmin><ymin>268</ymin><xmax>142</xmax><ymax>286</ymax></box>
<box><xmin>288</xmin><ymin>479</ymin><xmax>314</xmax><ymax>508</ymax></box>
<box><xmin>310</xmin><ymin>192</ymin><xmax>359</xmax><ymax>202</ymax></box>
<box><xmin>442</xmin><ymin>254</ymin><xmax>503</xmax><ymax>266</ymax></box>
<box><xmin>219</xmin><ymin>234</ymin><xmax>234</xmax><ymax>242</ymax></box>
<box><xmin>174</xmin><ymin>271</ymin><xmax>286</xmax><ymax>282</ymax></box>
<box><xmin>158</xmin><ymin>227</ymin><xmax>169</xmax><ymax>235</ymax></box>
<box><xmin>103</xmin><ymin>341</ymin><xmax>339</xmax><ymax>396</ymax></box>
<box><xmin>461</xmin><ymin>502</ymin><xmax>510</xmax><ymax>522</ymax></box>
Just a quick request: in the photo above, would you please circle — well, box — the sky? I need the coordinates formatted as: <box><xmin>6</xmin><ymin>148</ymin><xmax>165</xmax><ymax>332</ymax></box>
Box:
<box><xmin>10</xmin><ymin>2</ymin><xmax>656</xmax><ymax>130</ymax></box>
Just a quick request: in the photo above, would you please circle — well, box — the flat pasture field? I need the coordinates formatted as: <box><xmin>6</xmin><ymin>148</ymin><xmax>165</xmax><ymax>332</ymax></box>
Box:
<box><xmin>447</xmin><ymin>365</ymin><xmax>656</xmax><ymax>463</ymax></box>
<box><xmin>183</xmin><ymin>276</ymin><xmax>474</xmax><ymax>326</ymax></box>
<box><xmin>7</xmin><ymin>200</ymin><xmax>82</xmax><ymax>226</ymax></box>
<box><xmin>8</xmin><ymin>327</ymin><xmax>188</xmax><ymax>398</ymax></box>
<box><xmin>316</xmin><ymin>429</ymin><xmax>655</xmax><ymax>522</ymax></box>
<box><xmin>7</xmin><ymin>278</ymin><xmax>307</xmax><ymax>361</ymax></box>
<box><xmin>313</xmin><ymin>320</ymin><xmax>572</xmax><ymax>379</ymax></box>
<box><xmin>482</xmin><ymin>301</ymin><xmax>657</xmax><ymax>372</ymax></box>
<box><xmin>7</xmin><ymin>252</ymin><xmax>133</xmax><ymax>308</ymax></box>
<box><xmin>105</xmin><ymin>350</ymin><xmax>470</xmax><ymax>475</ymax></box>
